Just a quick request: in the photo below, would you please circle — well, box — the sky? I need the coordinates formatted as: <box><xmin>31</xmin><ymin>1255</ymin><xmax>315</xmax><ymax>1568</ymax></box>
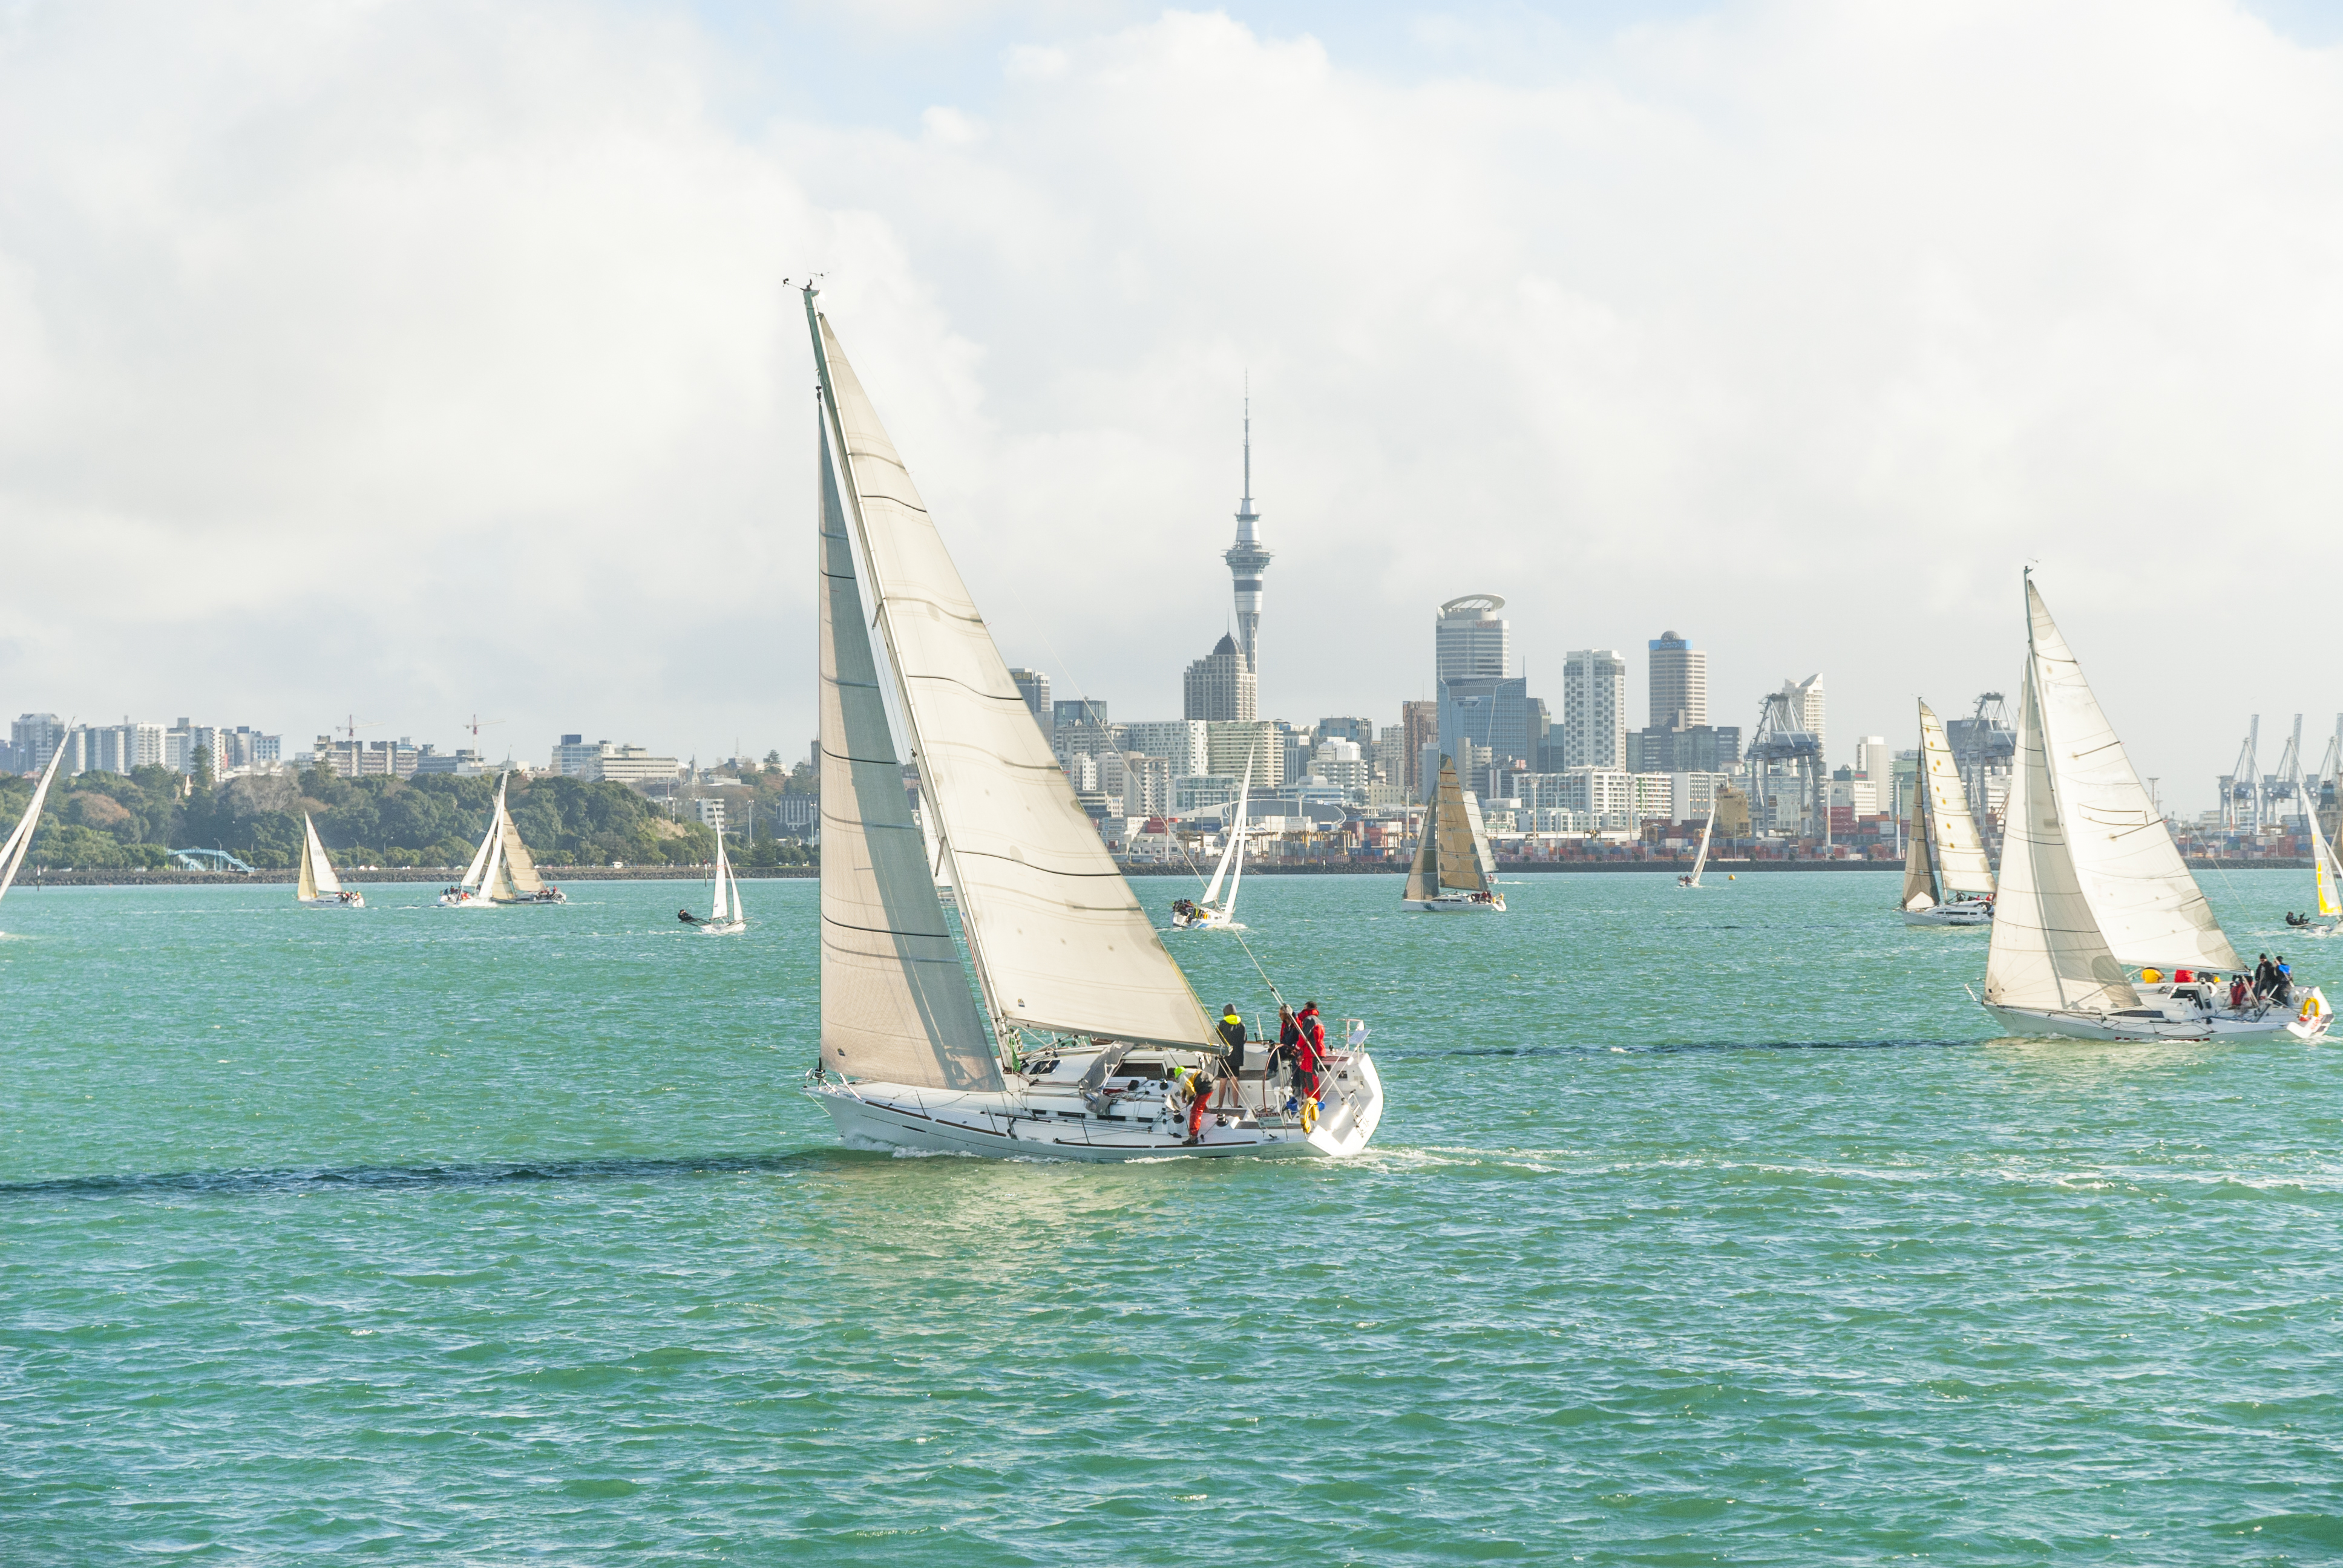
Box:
<box><xmin>3</xmin><ymin>0</ymin><xmax>2341</xmax><ymax>810</ymax></box>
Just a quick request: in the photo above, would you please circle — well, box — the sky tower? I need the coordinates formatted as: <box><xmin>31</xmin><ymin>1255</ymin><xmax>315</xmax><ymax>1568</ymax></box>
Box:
<box><xmin>1222</xmin><ymin>393</ymin><xmax>1272</xmax><ymax>681</ymax></box>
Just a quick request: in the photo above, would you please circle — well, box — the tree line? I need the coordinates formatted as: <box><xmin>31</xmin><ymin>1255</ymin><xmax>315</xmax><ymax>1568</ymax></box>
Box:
<box><xmin>0</xmin><ymin>760</ymin><xmax>814</xmax><ymax>871</ymax></box>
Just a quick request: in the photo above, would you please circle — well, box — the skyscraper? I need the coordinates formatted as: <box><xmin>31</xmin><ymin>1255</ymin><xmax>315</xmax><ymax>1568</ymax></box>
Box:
<box><xmin>1009</xmin><ymin>668</ymin><xmax>1050</xmax><ymax>727</ymax></box>
<box><xmin>1562</xmin><ymin>649</ymin><xmax>1628</xmax><ymax>769</ymax></box>
<box><xmin>1222</xmin><ymin>396</ymin><xmax>1271</xmax><ymax>685</ymax></box>
<box><xmin>1648</xmin><ymin>630</ymin><xmax>1708</xmax><ymax>730</ymax></box>
<box><xmin>1435</xmin><ymin>595</ymin><xmax>1510</xmax><ymax>681</ymax></box>
<box><xmin>1182</xmin><ymin>634</ymin><xmax>1257</xmax><ymax>722</ymax></box>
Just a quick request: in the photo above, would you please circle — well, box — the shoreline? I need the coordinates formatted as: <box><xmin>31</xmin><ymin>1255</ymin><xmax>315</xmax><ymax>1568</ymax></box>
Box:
<box><xmin>11</xmin><ymin>857</ymin><xmax>2310</xmax><ymax>887</ymax></box>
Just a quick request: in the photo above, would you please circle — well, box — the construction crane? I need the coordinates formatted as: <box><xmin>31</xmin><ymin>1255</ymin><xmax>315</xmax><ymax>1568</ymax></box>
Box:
<box><xmin>2221</xmin><ymin>716</ymin><xmax>2260</xmax><ymax>832</ymax></box>
<box><xmin>2318</xmin><ymin>714</ymin><xmax>2343</xmax><ymax>818</ymax></box>
<box><xmin>2267</xmin><ymin>714</ymin><xmax>2305</xmax><ymax>826</ymax></box>
<box><xmin>1747</xmin><ymin>679</ymin><xmax>1825</xmax><ymax>843</ymax></box>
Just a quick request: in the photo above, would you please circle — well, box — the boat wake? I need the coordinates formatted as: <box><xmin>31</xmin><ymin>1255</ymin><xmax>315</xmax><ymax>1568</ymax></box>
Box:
<box><xmin>0</xmin><ymin>1149</ymin><xmax>839</xmax><ymax>1200</ymax></box>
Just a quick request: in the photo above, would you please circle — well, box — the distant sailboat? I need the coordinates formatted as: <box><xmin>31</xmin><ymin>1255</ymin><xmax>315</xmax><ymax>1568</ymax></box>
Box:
<box><xmin>1402</xmin><ymin>756</ymin><xmax>1504</xmax><ymax>913</ymax></box>
<box><xmin>439</xmin><ymin>774</ymin><xmax>565</xmax><ymax>907</ymax></box>
<box><xmin>0</xmin><ymin>740</ymin><xmax>68</xmax><ymax>923</ymax></box>
<box><xmin>697</xmin><ymin>827</ymin><xmax>747</xmax><ymax>934</ymax></box>
<box><xmin>2284</xmin><ymin>803</ymin><xmax>2343</xmax><ymax>934</ymax></box>
<box><xmin>295</xmin><ymin>813</ymin><xmax>363</xmax><ymax>907</ymax></box>
<box><xmin>798</xmin><ymin>291</ymin><xmax>1382</xmax><ymax>1159</ymax></box>
<box><xmin>1901</xmin><ymin>699</ymin><xmax>1996</xmax><ymax>926</ymax></box>
<box><xmin>1980</xmin><ymin>577</ymin><xmax>2327</xmax><ymax>1042</ymax></box>
<box><xmin>1172</xmin><ymin>760</ymin><xmax>1252</xmax><ymax>930</ymax></box>
<box><xmin>1679</xmin><ymin>799</ymin><xmax>1716</xmax><ymax>888</ymax></box>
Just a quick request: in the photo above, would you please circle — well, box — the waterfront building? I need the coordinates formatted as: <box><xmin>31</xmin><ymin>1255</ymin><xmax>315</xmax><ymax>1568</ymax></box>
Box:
<box><xmin>585</xmin><ymin>745</ymin><xmax>681</xmax><ymax>786</ymax></box>
<box><xmin>1562</xmin><ymin>650</ymin><xmax>1628</xmax><ymax>770</ymax></box>
<box><xmin>10</xmin><ymin>713</ymin><xmax>64</xmax><ymax>774</ymax></box>
<box><xmin>1435</xmin><ymin>595</ymin><xmax>1509</xmax><ymax>682</ymax></box>
<box><xmin>1310</xmin><ymin>738</ymin><xmax>1372</xmax><ymax>791</ymax></box>
<box><xmin>1183</xmin><ymin>635</ymin><xmax>1256</xmax><ymax>723</ymax></box>
<box><xmin>1398</xmin><ymin>700</ymin><xmax>1438</xmax><ymax>793</ymax></box>
<box><xmin>772</xmin><ymin>795</ymin><xmax>819</xmax><ymax>841</ymax></box>
<box><xmin>1625</xmin><ymin>723</ymin><xmax>1742</xmax><ymax>775</ymax></box>
<box><xmin>1174</xmin><ymin>773</ymin><xmax>1239</xmax><ymax>815</ymax></box>
<box><xmin>1314</xmin><ymin>716</ymin><xmax>1373</xmax><ymax>748</ymax></box>
<box><xmin>413</xmin><ymin>747</ymin><xmax>487</xmax><ymax>776</ymax></box>
<box><xmin>1439</xmin><ymin>676</ymin><xmax>1535</xmax><ymax>782</ymax></box>
<box><xmin>1205</xmin><ymin>720</ymin><xmax>1282</xmax><ymax>786</ymax></box>
<box><xmin>1009</xmin><ymin>668</ymin><xmax>1050</xmax><ymax>727</ymax></box>
<box><xmin>1122</xmin><ymin>720</ymin><xmax>1210</xmax><ymax>778</ymax></box>
<box><xmin>1122</xmin><ymin>752</ymin><xmax>1172</xmax><ymax>818</ymax></box>
<box><xmin>1054</xmin><ymin>698</ymin><xmax>1109</xmax><ymax>731</ymax></box>
<box><xmin>552</xmin><ymin>735</ymin><xmax>604</xmax><ymax>776</ymax></box>
<box><xmin>1648</xmin><ymin>630</ymin><xmax>1708</xmax><ymax>730</ymax></box>
<box><xmin>1223</xmin><ymin>399</ymin><xmax>1273</xmax><ymax>682</ymax></box>
<box><xmin>683</xmin><ymin>797</ymin><xmax>726</xmax><ymax>831</ymax></box>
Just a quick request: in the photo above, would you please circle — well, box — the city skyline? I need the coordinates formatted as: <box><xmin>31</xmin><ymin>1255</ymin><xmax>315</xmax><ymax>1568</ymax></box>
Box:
<box><xmin>5</xmin><ymin>3</ymin><xmax>2342</xmax><ymax>815</ymax></box>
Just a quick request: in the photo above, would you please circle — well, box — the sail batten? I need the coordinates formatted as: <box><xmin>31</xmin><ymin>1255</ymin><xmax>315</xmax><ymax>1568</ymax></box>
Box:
<box><xmin>811</xmin><ymin>302</ymin><xmax>1214</xmax><ymax>1051</ymax></box>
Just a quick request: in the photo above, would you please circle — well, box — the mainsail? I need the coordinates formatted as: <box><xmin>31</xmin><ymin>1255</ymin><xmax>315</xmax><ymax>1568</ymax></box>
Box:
<box><xmin>1899</xmin><ymin>788</ymin><xmax>1935</xmax><ymax>912</ymax></box>
<box><xmin>1919</xmin><ymin>701</ymin><xmax>1996</xmax><ymax>897</ymax></box>
<box><xmin>459</xmin><ymin>782</ymin><xmax>503</xmax><ymax>891</ymax></box>
<box><xmin>2310</xmin><ymin>804</ymin><xmax>2342</xmax><ymax>921</ymax></box>
<box><xmin>496</xmin><ymin>812</ymin><xmax>546</xmax><ymax>896</ymax></box>
<box><xmin>709</xmin><ymin>829</ymin><xmax>732</xmax><ymax>923</ymax></box>
<box><xmin>1982</xmin><ymin>656</ymin><xmax>2139</xmax><ymax>1014</ymax></box>
<box><xmin>1689</xmin><ymin>800</ymin><xmax>1715</xmax><ymax>886</ymax></box>
<box><xmin>299</xmin><ymin>813</ymin><xmax>342</xmax><ymax>899</ymax></box>
<box><xmin>1199</xmin><ymin>759</ymin><xmax>1254</xmax><ymax>912</ymax></box>
<box><xmin>816</xmin><ymin>394</ymin><xmax>1001</xmax><ymax>1091</ymax></box>
<box><xmin>1408</xmin><ymin>756</ymin><xmax>1487</xmax><ymax>897</ymax></box>
<box><xmin>2026</xmin><ymin>582</ymin><xmax>2236</xmax><ymax>972</ymax></box>
<box><xmin>0</xmin><ymin>740</ymin><xmax>69</xmax><ymax>902</ymax></box>
<box><xmin>810</xmin><ymin>300</ymin><xmax>1213</xmax><ymax>1051</ymax></box>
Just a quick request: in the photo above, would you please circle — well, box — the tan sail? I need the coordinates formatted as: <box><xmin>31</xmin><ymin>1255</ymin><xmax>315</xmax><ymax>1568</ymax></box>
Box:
<box><xmin>1918</xmin><ymin>701</ymin><xmax>1994</xmax><ymax>897</ymax></box>
<box><xmin>496</xmin><ymin>813</ymin><xmax>545</xmax><ymax>895</ymax></box>
<box><xmin>1432</xmin><ymin>760</ymin><xmax>1486</xmax><ymax>893</ymax></box>
<box><xmin>2026</xmin><ymin>583</ymin><xmax>2236</xmax><ymax>972</ymax></box>
<box><xmin>817</xmin><ymin>403</ymin><xmax>1001</xmax><ymax>1091</ymax></box>
<box><xmin>1900</xmin><ymin>791</ymin><xmax>1934</xmax><ymax>911</ymax></box>
<box><xmin>811</xmin><ymin>303</ymin><xmax>1213</xmax><ymax>1051</ymax></box>
<box><xmin>1982</xmin><ymin>657</ymin><xmax>2138</xmax><ymax>1014</ymax></box>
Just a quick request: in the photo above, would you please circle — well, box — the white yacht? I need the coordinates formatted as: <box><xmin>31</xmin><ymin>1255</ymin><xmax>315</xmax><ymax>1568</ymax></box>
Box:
<box><xmin>1171</xmin><ymin>760</ymin><xmax>1252</xmax><ymax>931</ymax></box>
<box><xmin>439</xmin><ymin>774</ymin><xmax>566</xmax><ymax>907</ymax></box>
<box><xmin>1980</xmin><ymin>577</ymin><xmax>2326</xmax><ymax>1042</ymax></box>
<box><xmin>696</xmin><ymin>828</ymin><xmax>747</xmax><ymax>935</ymax></box>
<box><xmin>1900</xmin><ymin>699</ymin><xmax>1995</xmax><ymax>926</ymax></box>
<box><xmin>1401</xmin><ymin>756</ymin><xmax>1505</xmax><ymax>912</ymax></box>
<box><xmin>797</xmin><ymin>292</ymin><xmax>1381</xmax><ymax>1160</ymax></box>
<box><xmin>295</xmin><ymin>813</ymin><xmax>363</xmax><ymax>907</ymax></box>
<box><xmin>1679</xmin><ymin>799</ymin><xmax>1716</xmax><ymax>888</ymax></box>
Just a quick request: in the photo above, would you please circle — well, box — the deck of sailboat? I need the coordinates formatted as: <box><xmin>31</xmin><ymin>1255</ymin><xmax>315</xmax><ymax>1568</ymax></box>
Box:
<box><xmin>807</xmin><ymin>1042</ymin><xmax>1383</xmax><ymax>1161</ymax></box>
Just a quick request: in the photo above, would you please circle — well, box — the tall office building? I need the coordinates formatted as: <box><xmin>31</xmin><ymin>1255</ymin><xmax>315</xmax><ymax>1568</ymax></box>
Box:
<box><xmin>1009</xmin><ymin>668</ymin><xmax>1050</xmax><ymax>727</ymax></box>
<box><xmin>11</xmin><ymin>713</ymin><xmax>64</xmax><ymax>774</ymax></box>
<box><xmin>1398</xmin><ymin>700</ymin><xmax>1438</xmax><ymax>793</ymax></box>
<box><xmin>1222</xmin><ymin>398</ymin><xmax>1273</xmax><ymax>684</ymax></box>
<box><xmin>1561</xmin><ymin>649</ymin><xmax>1628</xmax><ymax>769</ymax></box>
<box><xmin>1648</xmin><ymin>630</ymin><xmax>1708</xmax><ymax>730</ymax></box>
<box><xmin>1182</xmin><ymin>635</ymin><xmax>1256</xmax><ymax>723</ymax></box>
<box><xmin>1435</xmin><ymin>595</ymin><xmax>1509</xmax><ymax>681</ymax></box>
<box><xmin>1791</xmin><ymin>675</ymin><xmax>1826</xmax><ymax>757</ymax></box>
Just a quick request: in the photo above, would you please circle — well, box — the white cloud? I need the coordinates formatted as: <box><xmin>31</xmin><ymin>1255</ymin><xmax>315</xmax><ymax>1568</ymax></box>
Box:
<box><xmin>2</xmin><ymin>1</ymin><xmax>2339</xmax><ymax>803</ymax></box>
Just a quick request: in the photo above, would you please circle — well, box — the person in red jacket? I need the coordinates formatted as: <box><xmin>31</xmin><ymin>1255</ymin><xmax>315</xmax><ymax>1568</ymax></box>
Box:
<box><xmin>1294</xmin><ymin>1002</ymin><xmax>1328</xmax><ymax>1101</ymax></box>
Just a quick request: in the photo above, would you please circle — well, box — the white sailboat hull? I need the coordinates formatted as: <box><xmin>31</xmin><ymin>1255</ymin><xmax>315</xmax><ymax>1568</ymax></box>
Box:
<box><xmin>699</xmin><ymin>916</ymin><xmax>746</xmax><ymax>935</ymax></box>
<box><xmin>1170</xmin><ymin>910</ymin><xmax>1244</xmax><ymax>931</ymax></box>
<box><xmin>437</xmin><ymin>890</ymin><xmax>496</xmax><ymax>908</ymax></box>
<box><xmin>1904</xmin><ymin>903</ymin><xmax>1992</xmax><ymax>927</ymax></box>
<box><xmin>1401</xmin><ymin>893</ymin><xmax>1506</xmax><ymax>913</ymax></box>
<box><xmin>807</xmin><ymin>1047</ymin><xmax>1384</xmax><ymax>1163</ymax></box>
<box><xmin>1984</xmin><ymin>996</ymin><xmax>2328</xmax><ymax>1043</ymax></box>
<box><xmin>297</xmin><ymin>895</ymin><xmax>364</xmax><ymax>909</ymax></box>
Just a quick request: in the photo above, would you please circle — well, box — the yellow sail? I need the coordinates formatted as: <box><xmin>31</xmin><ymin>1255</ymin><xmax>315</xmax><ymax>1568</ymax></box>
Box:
<box><xmin>2310</xmin><ymin>804</ymin><xmax>2342</xmax><ymax>919</ymax></box>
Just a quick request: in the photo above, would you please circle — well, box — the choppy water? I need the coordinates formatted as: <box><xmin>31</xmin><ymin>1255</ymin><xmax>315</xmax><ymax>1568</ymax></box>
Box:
<box><xmin>4</xmin><ymin>871</ymin><xmax>2341</xmax><ymax>1564</ymax></box>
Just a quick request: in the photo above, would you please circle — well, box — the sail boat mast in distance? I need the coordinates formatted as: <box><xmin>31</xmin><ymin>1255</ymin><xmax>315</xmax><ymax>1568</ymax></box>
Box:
<box><xmin>798</xmin><ymin>289</ymin><xmax>1383</xmax><ymax>1160</ymax></box>
<box><xmin>296</xmin><ymin>812</ymin><xmax>364</xmax><ymax>907</ymax></box>
<box><xmin>1401</xmin><ymin>756</ymin><xmax>1505</xmax><ymax>913</ymax></box>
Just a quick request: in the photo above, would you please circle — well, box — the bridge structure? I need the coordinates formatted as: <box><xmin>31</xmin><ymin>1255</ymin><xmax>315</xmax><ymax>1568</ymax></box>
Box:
<box><xmin>170</xmin><ymin>848</ymin><xmax>257</xmax><ymax>874</ymax></box>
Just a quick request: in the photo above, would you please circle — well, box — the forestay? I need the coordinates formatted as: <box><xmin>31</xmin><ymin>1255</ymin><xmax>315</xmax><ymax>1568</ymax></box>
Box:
<box><xmin>2027</xmin><ymin>583</ymin><xmax>2236</xmax><ymax>972</ymax></box>
<box><xmin>1983</xmin><ymin>662</ymin><xmax>2139</xmax><ymax>1014</ymax></box>
<box><xmin>1919</xmin><ymin>701</ymin><xmax>1994</xmax><ymax>896</ymax></box>
<box><xmin>816</xmin><ymin>407</ymin><xmax>1002</xmax><ymax>1091</ymax></box>
<box><xmin>811</xmin><ymin>303</ymin><xmax>1214</xmax><ymax>1051</ymax></box>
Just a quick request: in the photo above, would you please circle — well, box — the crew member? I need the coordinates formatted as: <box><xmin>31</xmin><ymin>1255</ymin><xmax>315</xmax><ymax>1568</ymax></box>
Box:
<box><xmin>679</xmin><ymin>907</ymin><xmax>702</xmax><ymax>925</ymax></box>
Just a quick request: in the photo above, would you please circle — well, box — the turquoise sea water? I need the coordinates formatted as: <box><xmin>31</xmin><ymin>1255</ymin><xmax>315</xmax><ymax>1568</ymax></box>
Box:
<box><xmin>3</xmin><ymin>871</ymin><xmax>2339</xmax><ymax>1564</ymax></box>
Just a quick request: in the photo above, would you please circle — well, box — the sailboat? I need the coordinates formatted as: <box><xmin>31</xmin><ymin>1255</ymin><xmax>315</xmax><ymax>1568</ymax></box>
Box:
<box><xmin>1172</xmin><ymin>760</ymin><xmax>1252</xmax><ymax>930</ymax></box>
<box><xmin>0</xmin><ymin>739</ymin><xmax>68</xmax><ymax>924</ymax></box>
<box><xmin>295</xmin><ymin>813</ymin><xmax>363</xmax><ymax>907</ymax></box>
<box><xmin>1678</xmin><ymin>799</ymin><xmax>1716</xmax><ymax>888</ymax></box>
<box><xmin>798</xmin><ymin>292</ymin><xmax>1383</xmax><ymax>1160</ymax></box>
<box><xmin>696</xmin><ymin>827</ymin><xmax>747</xmax><ymax>935</ymax></box>
<box><xmin>438</xmin><ymin>774</ymin><xmax>566</xmax><ymax>907</ymax></box>
<box><xmin>1901</xmin><ymin>699</ymin><xmax>1996</xmax><ymax>926</ymax></box>
<box><xmin>1402</xmin><ymin>755</ymin><xmax>1505</xmax><ymax>912</ymax></box>
<box><xmin>1980</xmin><ymin>577</ymin><xmax>2327</xmax><ymax>1042</ymax></box>
<box><xmin>2289</xmin><ymin>803</ymin><xmax>2341</xmax><ymax>934</ymax></box>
